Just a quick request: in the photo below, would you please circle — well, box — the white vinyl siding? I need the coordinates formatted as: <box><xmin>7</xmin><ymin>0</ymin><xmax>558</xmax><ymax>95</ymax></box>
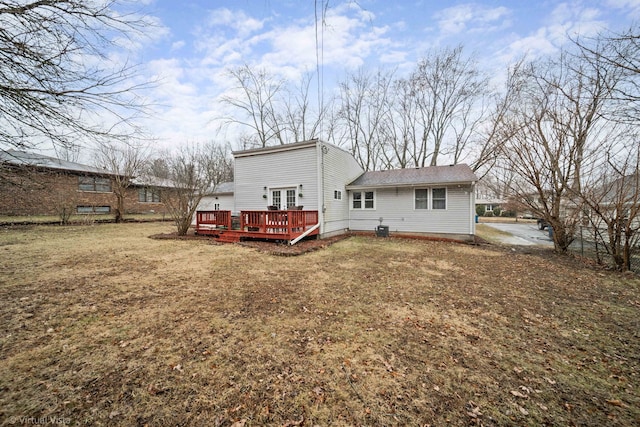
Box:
<box><xmin>320</xmin><ymin>143</ymin><xmax>364</xmax><ymax>236</ymax></box>
<box><xmin>234</xmin><ymin>144</ymin><xmax>318</xmax><ymax>213</ymax></box>
<box><xmin>350</xmin><ymin>185</ymin><xmax>474</xmax><ymax>236</ymax></box>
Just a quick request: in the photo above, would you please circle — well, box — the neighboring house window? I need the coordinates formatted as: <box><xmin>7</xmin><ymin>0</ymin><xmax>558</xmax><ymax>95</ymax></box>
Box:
<box><xmin>138</xmin><ymin>187</ymin><xmax>161</xmax><ymax>203</ymax></box>
<box><xmin>77</xmin><ymin>206</ymin><xmax>110</xmax><ymax>214</ymax></box>
<box><xmin>214</xmin><ymin>203</ymin><xmax>220</xmax><ymax>210</ymax></box>
<box><xmin>334</xmin><ymin>190</ymin><xmax>342</xmax><ymax>200</ymax></box>
<box><xmin>486</xmin><ymin>204</ymin><xmax>494</xmax><ymax>212</ymax></box>
<box><xmin>432</xmin><ymin>188</ymin><xmax>446</xmax><ymax>209</ymax></box>
<box><xmin>415</xmin><ymin>189</ymin><xmax>429</xmax><ymax>209</ymax></box>
<box><xmin>352</xmin><ymin>191</ymin><xmax>375</xmax><ymax>209</ymax></box>
<box><xmin>79</xmin><ymin>176</ymin><xmax>111</xmax><ymax>192</ymax></box>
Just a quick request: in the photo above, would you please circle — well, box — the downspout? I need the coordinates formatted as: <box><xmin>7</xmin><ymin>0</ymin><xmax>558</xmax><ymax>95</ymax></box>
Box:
<box><xmin>470</xmin><ymin>181</ymin><xmax>476</xmax><ymax>236</ymax></box>
<box><xmin>318</xmin><ymin>142</ymin><xmax>327</xmax><ymax>236</ymax></box>
<box><xmin>290</xmin><ymin>223</ymin><xmax>320</xmax><ymax>245</ymax></box>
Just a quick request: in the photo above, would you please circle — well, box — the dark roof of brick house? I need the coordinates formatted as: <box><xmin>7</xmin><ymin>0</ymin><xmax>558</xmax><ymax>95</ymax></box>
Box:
<box><xmin>347</xmin><ymin>164</ymin><xmax>477</xmax><ymax>188</ymax></box>
<box><xmin>0</xmin><ymin>149</ymin><xmax>116</xmax><ymax>176</ymax></box>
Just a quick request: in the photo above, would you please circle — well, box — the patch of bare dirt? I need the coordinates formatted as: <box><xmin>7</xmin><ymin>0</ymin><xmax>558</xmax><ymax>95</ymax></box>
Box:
<box><xmin>150</xmin><ymin>231</ymin><xmax>351</xmax><ymax>255</ymax></box>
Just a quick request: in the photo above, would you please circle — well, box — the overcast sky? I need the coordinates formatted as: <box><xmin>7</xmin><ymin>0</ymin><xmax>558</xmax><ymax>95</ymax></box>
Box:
<box><xmin>122</xmin><ymin>0</ymin><xmax>639</xmax><ymax>152</ymax></box>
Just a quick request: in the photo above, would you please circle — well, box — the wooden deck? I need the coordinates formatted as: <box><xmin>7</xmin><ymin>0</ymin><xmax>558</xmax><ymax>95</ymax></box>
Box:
<box><xmin>195</xmin><ymin>210</ymin><xmax>320</xmax><ymax>244</ymax></box>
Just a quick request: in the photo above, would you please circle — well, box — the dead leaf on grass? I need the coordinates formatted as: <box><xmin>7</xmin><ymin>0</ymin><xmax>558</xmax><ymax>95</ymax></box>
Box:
<box><xmin>510</xmin><ymin>390</ymin><xmax>527</xmax><ymax>398</ymax></box>
<box><xmin>282</xmin><ymin>416</ymin><xmax>304</xmax><ymax>426</ymax></box>
<box><xmin>606</xmin><ymin>399</ymin><xmax>625</xmax><ymax>407</ymax></box>
<box><xmin>230</xmin><ymin>419</ymin><xmax>246</xmax><ymax>427</ymax></box>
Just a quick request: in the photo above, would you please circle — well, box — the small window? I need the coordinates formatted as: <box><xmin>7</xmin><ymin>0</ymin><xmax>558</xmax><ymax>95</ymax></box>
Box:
<box><xmin>138</xmin><ymin>188</ymin><xmax>161</xmax><ymax>203</ymax></box>
<box><xmin>77</xmin><ymin>206</ymin><xmax>111</xmax><ymax>214</ymax></box>
<box><xmin>364</xmin><ymin>191</ymin><xmax>374</xmax><ymax>209</ymax></box>
<box><xmin>334</xmin><ymin>190</ymin><xmax>342</xmax><ymax>200</ymax></box>
<box><xmin>415</xmin><ymin>189</ymin><xmax>428</xmax><ymax>209</ymax></box>
<box><xmin>79</xmin><ymin>176</ymin><xmax>112</xmax><ymax>193</ymax></box>
<box><xmin>214</xmin><ymin>203</ymin><xmax>220</xmax><ymax>210</ymax></box>
<box><xmin>352</xmin><ymin>191</ymin><xmax>375</xmax><ymax>209</ymax></box>
<box><xmin>432</xmin><ymin>188</ymin><xmax>446</xmax><ymax>210</ymax></box>
<box><xmin>353</xmin><ymin>192</ymin><xmax>362</xmax><ymax>209</ymax></box>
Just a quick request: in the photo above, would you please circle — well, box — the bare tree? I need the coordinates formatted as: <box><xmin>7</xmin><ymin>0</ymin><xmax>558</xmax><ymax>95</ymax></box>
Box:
<box><xmin>163</xmin><ymin>144</ymin><xmax>214</xmax><ymax>235</ymax></box>
<box><xmin>221</xmin><ymin>65</ymin><xmax>286</xmax><ymax>148</ymax></box>
<box><xmin>408</xmin><ymin>45</ymin><xmax>487</xmax><ymax>167</ymax></box>
<box><xmin>499</xmin><ymin>42</ymin><xmax>625</xmax><ymax>252</ymax></box>
<box><xmin>573</xmin><ymin>25</ymin><xmax>640</xmax><ymax>123</ymax></box>
<box><xmin>96</xmin><ymin>141</ymin><xmax>149</xmax><ymax>223</ymax></box>
<box><xmin>201</xmin><ymin>141</ymin><xmax>234</xmax><ymax>187</ymax></box>
<box><xmin>581</xmin><ymin>138</ymin><xmax>640</xmax><ymax>271</ymax></box>
<box><xmin>337</xmin><ymin>68</ymin><xmax>394</xmax><ymax>170</ymax></box>
<box><xmin>282</xmin><ymin>72</ymin><xmax>325</xmax><ymax>143</ymax></box>
<box><xmin>0</xmin><ymin>0</ymin><xmax>152</xmax><ymax>152</ymax></box>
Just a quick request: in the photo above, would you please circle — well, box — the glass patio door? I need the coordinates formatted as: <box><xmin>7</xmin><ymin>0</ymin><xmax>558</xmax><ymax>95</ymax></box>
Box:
<box><xmin>271</xmin><ymin>188</ymin><xmax>297</xmax><ymax>210</ymax></box>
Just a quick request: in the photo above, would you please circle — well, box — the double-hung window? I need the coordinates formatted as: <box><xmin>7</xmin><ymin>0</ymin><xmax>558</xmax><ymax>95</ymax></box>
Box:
<box><xmin>414</xmin><ymin>188</ymin><xmax>447</xmax><ymax>210</ymax></box>
<box><xmin>352</xmin><ymin>191</ymin><xmax>375</xmax><ymax>209</ymax></box>
<box><xmin>415</xmin><ymin>189</ymin><xmax>429</xmax><ymax>209</ymax></box>
<box><xmin>432</xmin><ymin>188</ymin><xmax>446</xmax><ymax>209</ymax></box>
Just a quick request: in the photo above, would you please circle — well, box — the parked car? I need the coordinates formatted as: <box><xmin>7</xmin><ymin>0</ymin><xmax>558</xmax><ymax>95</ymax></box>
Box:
<box><xmin>537</xmin><ymin>218</ymin><xmax>549</xmax><ymax>230</ymax></box>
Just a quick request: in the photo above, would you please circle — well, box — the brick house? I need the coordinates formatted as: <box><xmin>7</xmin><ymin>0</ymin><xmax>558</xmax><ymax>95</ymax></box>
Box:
<box><xmin>0</xmin><ymin>150</ymin><xmax>168</xmax><ymax>217</ymax></box>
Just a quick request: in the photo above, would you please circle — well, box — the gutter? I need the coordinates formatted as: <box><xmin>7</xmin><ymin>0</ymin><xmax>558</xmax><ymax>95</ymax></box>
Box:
<box><xmin>346</xmin><ymin>181</ymin><xmax>476</xmax><ymax>191</ymax></box>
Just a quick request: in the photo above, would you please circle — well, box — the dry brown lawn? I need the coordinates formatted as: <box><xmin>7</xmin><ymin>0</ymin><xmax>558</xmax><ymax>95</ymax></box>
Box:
<box><xmin>0</xmin><ymin>223</ymin><xmax>639</xmax><ymax>426</ymax></box>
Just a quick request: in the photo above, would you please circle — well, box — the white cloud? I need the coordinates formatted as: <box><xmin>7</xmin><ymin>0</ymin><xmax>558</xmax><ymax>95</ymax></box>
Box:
<box><xmin>434</xmin><ymin>3</ymin><xmax>511</xmax><ymax>36</ymax></box>
<box><xmin>206</xmin><ymin>8</ymin><xmax>265</xmax><ymax>38</ymax></box>
<box><xmin>171</xmin><ymin>40</ymin><xmax>185</xmax><ymax>51</ymax></box>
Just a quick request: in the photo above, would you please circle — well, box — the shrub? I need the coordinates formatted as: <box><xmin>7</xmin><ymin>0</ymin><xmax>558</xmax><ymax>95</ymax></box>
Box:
<box><xmin>476</xmin><ymin>205</ymin><xmax>486</xmax><ymax>216</ymax></box>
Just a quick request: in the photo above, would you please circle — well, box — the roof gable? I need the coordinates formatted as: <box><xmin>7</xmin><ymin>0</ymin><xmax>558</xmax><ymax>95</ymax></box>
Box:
<box><xmin>347</xmin><ymin>164</ymin><xmax>477</xmax><ymax>188</ymax></box>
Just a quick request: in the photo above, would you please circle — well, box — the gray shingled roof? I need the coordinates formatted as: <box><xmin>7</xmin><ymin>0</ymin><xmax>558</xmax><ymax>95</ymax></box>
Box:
<box><xmin>347</xmin><ymin>164</ymin><xmax>477</xmax><ymax>188</ymax></box>
<box><xmin>0</xmin><ymin>149</ymin><xmax>116</xmax><ymax>176</ymax></box>
<box><xmin>214</xmin><ymin>181</ymin><xmax>234</xmax><ymax>194</ymax></box>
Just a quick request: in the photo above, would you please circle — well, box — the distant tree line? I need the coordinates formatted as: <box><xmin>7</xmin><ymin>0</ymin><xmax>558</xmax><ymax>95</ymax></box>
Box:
<box><xmin>219</xmin><ymin>26</ymin><xmax>640</xmax><ymax>269</ymax></box>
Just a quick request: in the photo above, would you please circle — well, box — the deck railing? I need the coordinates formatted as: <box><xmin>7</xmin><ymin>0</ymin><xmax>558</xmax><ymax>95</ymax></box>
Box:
<box><xmin>196</xmin><ymin>210</ymin><xmax>232</xmax><ymax>230</ymax></box>
<box><xmin>240</xmin><ymin>210</ymin><xmax>319</xmax><ymax>235</ymax></box>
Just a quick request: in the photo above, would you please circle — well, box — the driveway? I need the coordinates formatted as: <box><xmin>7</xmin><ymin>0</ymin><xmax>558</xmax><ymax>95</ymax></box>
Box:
<box><xmin>482</xmin><ymin>222</ymin><xmax>554</xmax><ymax>247</ymax></box>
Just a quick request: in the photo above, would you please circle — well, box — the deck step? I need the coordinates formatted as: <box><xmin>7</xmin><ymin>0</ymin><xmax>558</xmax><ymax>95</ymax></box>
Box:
<box><xmin>216</xmin><ymin>232</ymin><xmax>241</xmax><ymax>243</ymax></box>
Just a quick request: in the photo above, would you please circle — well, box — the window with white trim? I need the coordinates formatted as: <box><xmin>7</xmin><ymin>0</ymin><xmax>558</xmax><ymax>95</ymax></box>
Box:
<box><xmin>352</xmin><ymin>191</ymin><xmax>375</xmax><ymax>209</ymax></box>
<box><xmin>334</xmin><ymin>190</ymin><xmax>342</xmax><ymax>200</ymax></box>
<box><xmin>432</xmin><ymin>188</ymin><xmax>446</xmax><ymax>209</ymax></box>
<box><xmin>415</xmin><ymin>189</ymin><xmax>428</xmax><ymax>209</ymax></box>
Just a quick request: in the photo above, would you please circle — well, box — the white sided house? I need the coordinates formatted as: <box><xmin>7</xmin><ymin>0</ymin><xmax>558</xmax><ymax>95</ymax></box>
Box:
<box><xmin>233</xmin><ymin>139</ymin><xmax>364</xmax><ymax>238</ymax></box>
<box><xmin>346</xmin><ymin>166</ymin><xmax>478</xmax><ymax>240</ymax></box>
<box><xmin>195</xmin><ymin>139</ymin><xmax>478</xmax><ymax>242</ymax></box>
